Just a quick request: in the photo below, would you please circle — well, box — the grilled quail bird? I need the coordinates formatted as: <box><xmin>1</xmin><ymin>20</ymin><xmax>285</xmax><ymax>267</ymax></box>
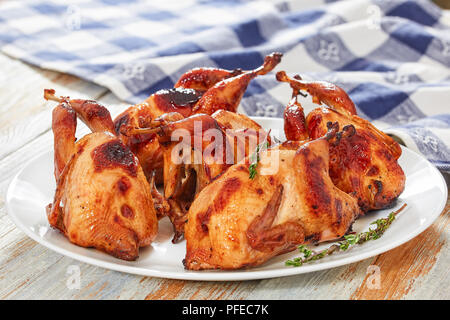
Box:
<box><xmin>276</xmin><ymin>71</ymin><xmax>405</xmax><ymax>212</ymax></box>
<box><xmin>184</xmin><ymin>123</ymin><xmax>360</xmax><ymax>270</ymax></box>
<box><xmin>45</xmin><ymin>91</ymin><xmax>158</xmax><ymax>261</ymax></box>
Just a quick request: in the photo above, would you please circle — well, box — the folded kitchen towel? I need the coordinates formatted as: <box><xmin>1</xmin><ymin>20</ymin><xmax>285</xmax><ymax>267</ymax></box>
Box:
<box><xmin>0</xmin><ymin>0</ymin><xmax>448</xmax><ymax>170</ymax></box>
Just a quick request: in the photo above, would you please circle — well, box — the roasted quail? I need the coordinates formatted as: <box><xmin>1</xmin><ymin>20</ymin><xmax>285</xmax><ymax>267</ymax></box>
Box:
<box><xmin>45</xmin><ymin>91</ymin><xmax>158</xmax><ymax>261</ymax></box>
<box><xmin>184</xmin><ymin>123</ymin><xmax>360</xmax><ymax>270</ymax></box>
<box><xmin>276</xmin><ymin>71</ymin><xmax>405</xmax><ymax>212</ymax></box>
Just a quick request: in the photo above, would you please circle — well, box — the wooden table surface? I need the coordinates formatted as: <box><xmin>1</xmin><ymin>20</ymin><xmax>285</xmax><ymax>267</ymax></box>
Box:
<box><xmin>0</xmin><ymin>52</ymin><xmax>448</xmax><ymax>300</ymax></box>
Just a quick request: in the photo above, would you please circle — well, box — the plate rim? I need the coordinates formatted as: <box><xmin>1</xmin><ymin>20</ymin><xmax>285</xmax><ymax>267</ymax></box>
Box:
<box><xmin>5</xmin><ymin>116</ymin><xmax>448</xmax><ymax>281</ymax></box>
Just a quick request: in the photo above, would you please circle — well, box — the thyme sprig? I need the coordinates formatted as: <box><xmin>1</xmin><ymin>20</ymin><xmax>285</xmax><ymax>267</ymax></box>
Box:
<box><xmin>249</xmin><ymin>141</ymin><xmax>269</xmax><ymax>179</ymax></box>
<box><xmin>285</xmin><ymin>203</ymin><xmax>407</xmax><ymax>267</ymax></box>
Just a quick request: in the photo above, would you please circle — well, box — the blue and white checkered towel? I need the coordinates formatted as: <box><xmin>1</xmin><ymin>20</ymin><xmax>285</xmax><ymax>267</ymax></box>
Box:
<box><xmin>0</xmin><ymin>0</ymin><xmax>449</xmax><ymax>170</ymax></box>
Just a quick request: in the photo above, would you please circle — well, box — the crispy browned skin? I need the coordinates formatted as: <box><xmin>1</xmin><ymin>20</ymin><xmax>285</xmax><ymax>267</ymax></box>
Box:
<box><xmin>51</xmin><ymin>100</ymin><xmax>76</xmax><ymax>179</ymax></box>
<box><xmin>184</xmin><ymin>126</ymin><xmax>360</xmax><ymax>270</ymax></box>
<box><xmin>113</xmin><ymin>103</ymin><xmax>165</xmax><ymax>180</ymax></box>
<box><xmin>68</xmin><ymin>99</ymin><xmax>116</xmax><ymax>134</ymax></box>
<box><xmin>284</xmin><ymin>97</ymin><xmax>308</xmax><ymax>141</ymax></box>
<box><xmin>174</xmin><ymin>67</ymin><xmax>243</xmax><ymax>91</ymax></box>
<box><xmin>193</xmin><ymin>53</ymin><xmax>282</xmax><ymax>115</ymax></box>
<box><xmin>276</xmin><ymin>71</ymin><xmax>357</xmax><ymax>115</ymax></box>
<box><xmin>45</xmin><ymin>89</ymin><xmax>116</xmax><ymax>135</ymax></box>
<box><xmin>113</xmin><ymin>53</ymin><xmax>282</xmax><ymax>178</ymax></box>
<box><xmin>306</xmin><ymin>107</ymin><xmax>405</xmax><ymax>212</ymax></box>
<box><xmin>138</xmin><ymin>110</ymin><xmax>269</xmax><ymax>242</ymax></box>
<box><xmin>46</xmin><ymin>92</ymin><xmax>158</xmax><ymax>261</ymax></box>
<box><xmin>276</xmin><ymin>72</ymin><xmax>405</xmax><ymax>212</ymax></box>
<box><xmin>211</xmin><ymin>109</ymin><xmax>263</xmax><ymax>131</ymax></box>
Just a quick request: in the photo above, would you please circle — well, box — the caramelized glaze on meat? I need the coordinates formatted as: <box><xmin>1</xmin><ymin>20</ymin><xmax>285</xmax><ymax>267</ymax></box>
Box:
<box><xmin>46</xmin><ymin>93</ymin><xmax>158</xmax><ymax>260</ymax></box>
<box><xmin>112</xmin><ymin>53</ymin><xmax>282</xmax><ymax>179</ymax></box>
<box><xmin>306</xmin><ymin>108</ymin><xmax>405</xmax><ymax>212</ymax></box>
<box><xmin>145</xmin><ymin>110</ymin><xmax>269</xmax><ymax>242</ymax></box>
<box><xmin>276</xmin><ymin>72</ymin><xmax>405</xmax><ymax>213</ymax></box>
<box><xmin>184</xmin><ymin>125</ymin><xmax>360</xmax><ymax>270</ymax></box>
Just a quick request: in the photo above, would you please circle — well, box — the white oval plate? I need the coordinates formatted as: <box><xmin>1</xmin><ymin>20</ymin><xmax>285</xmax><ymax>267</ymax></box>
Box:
<box><xmin>6</xmin><ymin>117</ymin><xmax>447</xmax><ymax>281</ymax></box>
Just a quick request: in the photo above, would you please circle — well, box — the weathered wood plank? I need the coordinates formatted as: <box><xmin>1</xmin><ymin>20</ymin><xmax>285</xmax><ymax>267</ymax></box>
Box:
<box><xmin>245</xmin><ymin>259</ymin><xmax>375</xmax><ymax>300</ymax></box>
<box><xmin>350</xmin><ymin>197</ymin><xmax>450</xmax><ymax>300</ymax></box>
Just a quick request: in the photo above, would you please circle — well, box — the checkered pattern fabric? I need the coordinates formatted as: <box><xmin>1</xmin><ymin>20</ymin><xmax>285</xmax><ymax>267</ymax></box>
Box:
<box><xmin>0</xmin><ymin>0</ymin><xmax>449</xmax><ymax>170</ymax></box>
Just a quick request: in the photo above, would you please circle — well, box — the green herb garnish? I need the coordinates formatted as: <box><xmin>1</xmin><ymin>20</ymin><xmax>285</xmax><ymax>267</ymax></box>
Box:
<box><xmin>285</xmin><ymin>203</ymin><xmax>407</xmax><ymax>267</ymax></box>
<box><xmin>249</xmin><ymin>141</ymin><xmax>269</xmax><ymax>179</ymax></box>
